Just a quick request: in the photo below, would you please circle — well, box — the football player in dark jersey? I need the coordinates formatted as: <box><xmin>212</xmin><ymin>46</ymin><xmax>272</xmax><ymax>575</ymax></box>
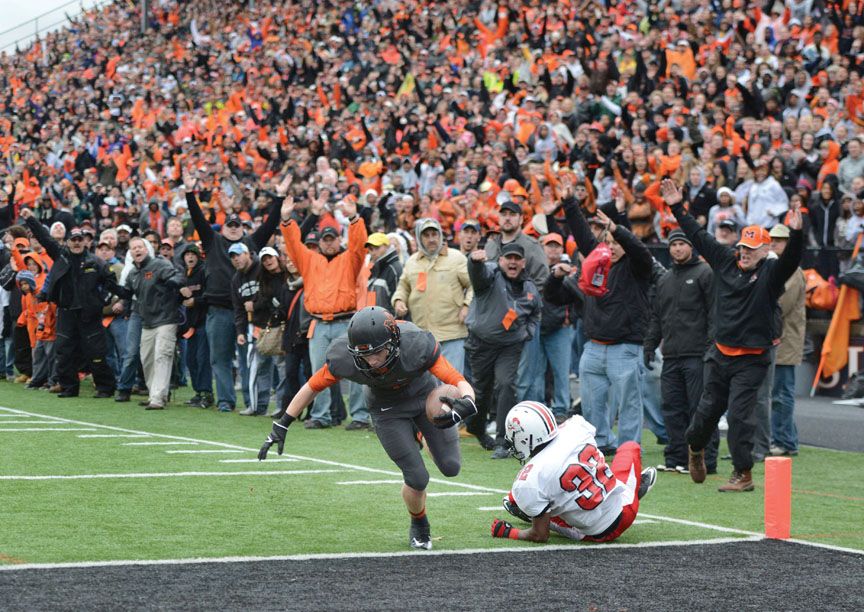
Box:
<box><xmin>259</xmin><ymin>306</ymin><xmax>476</xmax><ymax>550</ymax></box>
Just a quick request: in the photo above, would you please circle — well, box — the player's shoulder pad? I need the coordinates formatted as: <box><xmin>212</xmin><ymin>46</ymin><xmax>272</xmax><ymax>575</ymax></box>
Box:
<box><xmin>397</xmin><ymin>322</ymin><xmax>440</xmax><ymax>371</ymax></box>
<box><xmin>324</xmin><ymin>334</ymin><xmax>356</xmax><ymax>378</ymax></box>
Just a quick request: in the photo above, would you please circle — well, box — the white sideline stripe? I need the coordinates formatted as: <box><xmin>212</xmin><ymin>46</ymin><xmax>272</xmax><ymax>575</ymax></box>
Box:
<box><xmin>787</xmin><ymin>539</ymin><xmax>864</xmax><ymax>556</ymax></box>
<box><xmin>0</xmin><ymin>428</ymin><xmax>97</xmax><ymax>432</ymax></box>
<box><xmin>78</xmin><ymin>434</ymin><xmax>151</xmax><ymax>439</ymax></box>
<box><xmin>0</xmin><ymin>536</ymin><xmax>764</xmax><ymax>571</ymax></box>
<box><xmin>123</xmin><ymin>442</ymin><xmax>200</xmax><ymax>446</ymax></box>
<box><xmin>2</xmin><ymin>405</ymin><xmax>861</xmax><ymax>558</ymax></box>
<box><xmin>337</xmin><ymin>480</ymin><xmax>404</xmax><ymax>485</ymax></box>
<box><xmin>639</xmin><ymin>513</ymin><xmax>760</xmax><ymax>537</ymax></box>
<box><xmin>220</xmin><ymin>458</ymin><xmax>299</xmax><ymax>463</ymax></box>
<box><xmin>0</xmin><ymin>469</ymin><xmax>343</xmax><ymax>481</ymax></box>
<box><xmin>164</xmin><ymin>450</ymin><xmax>245</xmax><ymax>454</ymax></box>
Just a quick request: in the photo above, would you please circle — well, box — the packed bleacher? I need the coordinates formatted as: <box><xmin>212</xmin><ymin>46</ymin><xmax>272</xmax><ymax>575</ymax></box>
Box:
<box><xmin>1</xmin><ymin>0</ymin><xmax>862</xmax><ymax>475</ymax></box>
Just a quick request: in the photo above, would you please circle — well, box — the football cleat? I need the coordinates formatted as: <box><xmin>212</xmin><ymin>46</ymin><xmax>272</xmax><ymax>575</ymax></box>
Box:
<box><xmin>638</xmin><ymin>467</ymin><xmax>657</xmax><ymax>500</ymax></box>
<box><xmin>502</xmin><ymin>494</ymin><xmax>532</xmax><ymax>523</ymax></box>
<box><xmin>409</xmin><ymin>521</ymin><xmax>432</xmax><ymax>550</ymax></box>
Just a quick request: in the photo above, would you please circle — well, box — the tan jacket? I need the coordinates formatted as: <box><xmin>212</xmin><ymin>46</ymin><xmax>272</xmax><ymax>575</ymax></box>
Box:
<box><xmin>392</xmin><ymin>247</ymin><xmax>473</xmax><ymax>342</ymax></box>
<box><xmin>776</xmin><ymin>268</ymin><xmax>806</xmax><ymax>366</ymax></box>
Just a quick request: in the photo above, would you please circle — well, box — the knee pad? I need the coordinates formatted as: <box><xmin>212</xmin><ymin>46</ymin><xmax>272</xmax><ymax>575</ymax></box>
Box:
<box><xmin>438</xmin><ymin>459</ymin><xmax>461</xmax><ymax>478</ymax></box>
<box><xmin>403</xmin><ymin>466</ymin><xmax>430</xmax><ymax>492</ymax></box>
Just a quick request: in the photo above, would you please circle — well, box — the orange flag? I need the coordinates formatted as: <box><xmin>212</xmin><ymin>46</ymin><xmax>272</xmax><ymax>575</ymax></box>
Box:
<box><xmin>819</xmin><ymin>234</ymin><xmax>864</xmax><ymax>380</ymax></box>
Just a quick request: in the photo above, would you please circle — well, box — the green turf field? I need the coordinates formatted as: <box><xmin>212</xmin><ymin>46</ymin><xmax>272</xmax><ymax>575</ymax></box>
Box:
<box><xmin>1</xmin><ymin>381</ymin><xmax>862</xmax><ymax>565</ymax></box>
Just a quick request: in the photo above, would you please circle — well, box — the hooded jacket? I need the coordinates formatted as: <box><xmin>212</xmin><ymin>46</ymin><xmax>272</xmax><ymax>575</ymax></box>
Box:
<box><xmin>367</xmin><ymin>248</ymin><xmax>402</xmax><ymax>314</ymax></box>
<box><xmin>644</xmin><ymin>256</ymin><xmax>714</xmax><ymax>359</ymax></box>
<box><xmin>126</xmin><ymin>254</ymin><xmax>184</xmax><ymax>329</ymax></box>
<box><xmin>392</xmin><ymin>218</ymin><xmax>473</xmax><ymax>342</ymax></box>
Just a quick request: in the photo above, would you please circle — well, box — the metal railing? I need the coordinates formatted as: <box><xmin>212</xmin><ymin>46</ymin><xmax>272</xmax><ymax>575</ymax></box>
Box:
<box><xmin>0</xmin><ymin>0</ymin><xmax>111</xmax><ymax>54</ymax></box>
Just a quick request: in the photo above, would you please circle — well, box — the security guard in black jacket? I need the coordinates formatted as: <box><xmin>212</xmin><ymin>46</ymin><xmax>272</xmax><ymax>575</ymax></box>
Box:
<box><xmin>644</xmin><ymin>229</ymin><xmax>719</xmax><ymax>474</ymax></box>
<box><xmin>660</xmin><ymin>179</ymin><xmax>803</xmax><ymax>493</ymax></box>
<box><xmin>22</xmin><ymin>210</ymin><xmax>129</xmax><ymax>397</ymax></box>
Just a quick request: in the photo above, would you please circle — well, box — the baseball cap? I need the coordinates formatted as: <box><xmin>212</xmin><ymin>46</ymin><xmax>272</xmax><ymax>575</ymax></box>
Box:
<box><xmin>541</xmin><ymin>233</ymin><xmax>564</xmax><ymax>246</ymax></box>
<box><xmin>718</xmin><ymin>219</ymin><xmax>738</xmax><ymax>231</ymax></box>
<box><xmin>68</xmin><ymin>228</ymin><xmax>85</xmax><ymax>240</ymax></box>
<box><xmin>227</xmin><ymin>242</ymin><xmax>249</xmax><ymax>256</ymax></box>
<box><xmin>667</xmin><ymin>229</ymin><xmax>693</xmax><ymax>247</ymax></box>
<box><xmin>160</xmin><ymin>238</ymin><xmax>174</xmax><ymax>247</ymax></box>
<box><xmin>304</xmin><ymin>230</ymin><xmax>320</xmax><ymax>244</ymax></box>
<box><xmin>716</xmin><ymin>187</ymin><xmax>735</xmax><ymax>199</ymax></box>
<box><xmin>737</xmin><ymin>225</ymin><xmax>771</xmax><ymax>249</ymax></box>
<box><xmin>461</xmin><ymin>219</ymin><xmax>481</xmax><ymax>231</ymax></box>
<box><xmin>499</xmin><ymin>200</ymin><xmax>522</xmax><ymax>215</ymax></box>
<box><xmin>365</xmin><ymin>233</ymin><xmax>390</xmax><ymax>248</ymax></box>
<box><xmin>769</xmin><ymin>224</ymin><xmax>791</xmax><ymax>239</ymax></box>
<box><xmin>259</xmin><ymin>246</ymin><xmax>280</xmax><ymax>259</ymax></box>
<box><xmin>182</xmin><ymin>243</ymin><xmax>201</xmax><ymax>257</ymax></box>
<box><xmin>116</xmin><ymin>224</ymin><xmax>132</xmax><ymax>233</ymax></box>
<box><xmin>319</xmin><ymin>226</ymin><xmax>341</xmax><ymax>239</ymax></box>
<box><xmin>225</xmin><ymin>214</ymin><xmax>243</xmax><ymax>227</ymax></box>
<box><xmin>500</xmin><ymin>242</ymin><xmax>525</xmax><ymax>258</ymax></box>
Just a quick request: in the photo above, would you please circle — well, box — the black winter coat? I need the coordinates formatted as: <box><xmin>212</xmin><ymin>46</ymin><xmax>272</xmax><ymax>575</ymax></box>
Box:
<box><xmin>644</xmin><ymin>256</ymin><xmax>714</xmax><ymax>359</ymax></box>
<box><xmin>563</xmin><ymin>199</ymin><xmax>653</xmax><ymax>344</ymax></box>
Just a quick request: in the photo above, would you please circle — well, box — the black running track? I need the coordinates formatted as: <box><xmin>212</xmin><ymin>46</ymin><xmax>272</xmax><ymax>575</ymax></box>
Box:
<box><xmin>2</xmin><ymin>540</ymin><xmax>861</xmax><ymax>611</ymax></box>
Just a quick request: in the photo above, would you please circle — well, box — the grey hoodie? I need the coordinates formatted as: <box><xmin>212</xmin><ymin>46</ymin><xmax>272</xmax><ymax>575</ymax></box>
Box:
<box><xmin>415</xmin><ymin>217</ymin><xmax>444</xmax><ymax>259</ymax></box>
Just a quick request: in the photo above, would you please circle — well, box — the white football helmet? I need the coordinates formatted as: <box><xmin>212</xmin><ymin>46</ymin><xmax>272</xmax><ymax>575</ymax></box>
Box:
<box><xmin>505</xmin><ymin>401</ymin><xmax>559</xmax><ymax>462</ymax></box>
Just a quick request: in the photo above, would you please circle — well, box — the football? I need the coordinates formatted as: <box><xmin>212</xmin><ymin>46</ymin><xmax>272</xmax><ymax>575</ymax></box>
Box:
<box><xmin>425</xmin><ymin>384</ymin><xmax>461</xmax><ymax>424</ymax></box>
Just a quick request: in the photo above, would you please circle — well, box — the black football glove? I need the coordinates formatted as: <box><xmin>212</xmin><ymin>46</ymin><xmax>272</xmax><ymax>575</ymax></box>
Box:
<box><xmin>643</xmin><ymin>349</ymin><xmax>655</xmax><ymax>370</ymax></box>
<box><xmin>258</xmin><ymin>414</ymin><xmax>295</xmax><ymax>460</ymax></box>
<box><xmin>491</xmin><ymin>519</ymin><xmax>518</xmax><ymax>539</ymax></box>
<box><xmin>435</xmin><ymin>395</ymin><xmax>477</xmax><ymax>429</ymax></box>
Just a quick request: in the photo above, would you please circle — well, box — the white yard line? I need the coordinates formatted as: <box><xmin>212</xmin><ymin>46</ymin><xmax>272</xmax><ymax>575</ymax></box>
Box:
<box><xmin>0</xmin><ymin>428</ymin><xmax>97</xmax><ymax>432</ymax></box>
<box><xmin>220</xmin><ymin>458</ymin><xmax>299</xmax><ymax>463</ymax></box>
<box><xmin>164</xmin><ymin>449</ymin><xmax>245</xmax><ymax>454</ymax></box>
<box><xmin>337</xmin><ymin>480</ymin><xmax>405</xmax><ymax>486</ymax></box>
<box><xmin>0</xmin><ymin>536</ymin><xmax>765</xmax><ymax>572</ymax></box>
<box><xmin>0</xmin><ymin>469</ymin><xmax>344</xmax><ymax>481</ymax></box>
<box><xmin>1</xmin><ymin>405</ymin><xmax>861</xmax><ymax>560</ymax></box>
<box><xmin>77</xmin><ymin>434</ymin><xmax>151</xmax><ymax>439</ymax></box>
<box><xmin>0</xmin><ymin>420</ymin><xmax>66</xmax><ymax>424</ymax></box>
<box><xmin>123</xmin><ymin>442</ymin><xmax>200</xmax><ymax>446</ymax></box>
<box><xmin>426</xmin><ymin>492</ymin><xmax>489</xmax><ymax>497</ymax></box>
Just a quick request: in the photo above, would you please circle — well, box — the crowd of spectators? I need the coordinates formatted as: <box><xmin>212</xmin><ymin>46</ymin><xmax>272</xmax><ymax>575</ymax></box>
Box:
<box><xmin>0</xmin><ymin>0</ymin><xmax>861</xmax><ymax>463</ymax></box>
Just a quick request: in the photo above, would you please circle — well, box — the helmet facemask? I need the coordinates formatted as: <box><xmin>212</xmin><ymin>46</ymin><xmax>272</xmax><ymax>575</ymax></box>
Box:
<box><xmin>348</xmin><ymin>337</ymin><xmax>400</xmax><ymax>377</ymax></box>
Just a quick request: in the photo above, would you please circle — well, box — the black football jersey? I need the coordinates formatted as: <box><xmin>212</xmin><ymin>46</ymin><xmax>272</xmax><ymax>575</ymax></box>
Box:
<box><xmin>325</xmin><ymin>321</ymin><xmax>442</xmax><ymax>409</ymax></box>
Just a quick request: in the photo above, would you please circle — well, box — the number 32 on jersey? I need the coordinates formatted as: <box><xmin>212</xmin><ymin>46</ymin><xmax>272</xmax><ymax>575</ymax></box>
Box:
<box><xmin>558</xmin><ymin>445</ymin><xmax>615</xmax><ymax>510</ymax></box>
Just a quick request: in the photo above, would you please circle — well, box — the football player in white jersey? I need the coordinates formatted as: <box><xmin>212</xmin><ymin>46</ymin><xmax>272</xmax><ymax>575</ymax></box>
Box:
<box><xmin>491</xmin><ymin>401</ymin><xmax>656</xmax><ymax>543</ymax></box>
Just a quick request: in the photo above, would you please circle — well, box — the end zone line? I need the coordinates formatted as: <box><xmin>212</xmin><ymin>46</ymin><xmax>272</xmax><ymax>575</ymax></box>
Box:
<box><xmin>0</xmin><ymin>536</ymin><xmax>763</xmax><ymax>572</ymax></box>
<box><xmin>0</xmin><ymin>469</ymin><xmax>345</xmax><ymax>481</ymax></box>
<box><xmin>2</xmin><ymin>405</ymin><xmax>856</xmax><ymax>555</ymax></box>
